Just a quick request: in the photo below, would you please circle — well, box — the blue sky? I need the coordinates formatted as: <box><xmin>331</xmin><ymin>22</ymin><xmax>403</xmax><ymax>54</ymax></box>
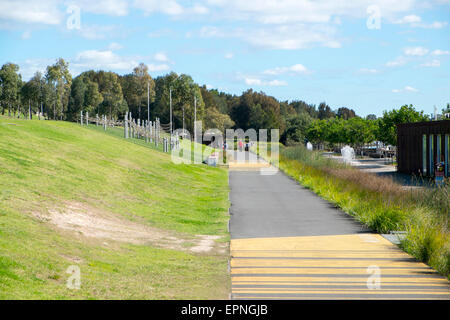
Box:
<box><xmin>0</xmin><ymin>0</ymin><xmax>449</xmax><ymax>117</ymax></box>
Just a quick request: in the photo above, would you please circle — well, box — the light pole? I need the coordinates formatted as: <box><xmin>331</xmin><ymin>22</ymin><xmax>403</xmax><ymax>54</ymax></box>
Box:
<box><xmin>169</xmin><ymin>88</ymin><xmax>173</xmax><ymax>135</ymax></box>
<box><xmin>147</xmin><ymin>81</ymin><xmax>150</xmax><ymax>123</ymax></box>
<box><xmin>194</xmin><ymin>95</ymin><xmax>197</xmax><ymax>142</ymax></box>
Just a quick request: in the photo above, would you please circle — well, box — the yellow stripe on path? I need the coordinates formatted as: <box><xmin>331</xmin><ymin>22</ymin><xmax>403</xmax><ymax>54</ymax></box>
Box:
<box><xmin>230</xmin><ymin>234</ymin><xmax>450</xmax><ymax>300</ymax></box>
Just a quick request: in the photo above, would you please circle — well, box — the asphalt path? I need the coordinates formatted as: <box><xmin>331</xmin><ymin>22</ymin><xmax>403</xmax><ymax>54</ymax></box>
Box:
<box><xmin>229</xmin><ymin>169</ymin><xmax>369</xmax><ymax>239</ymax></box>
<box><xmin>228</xmin><ymin>151</ymin><xmax>450</xmax><ymax>300</ymax></box>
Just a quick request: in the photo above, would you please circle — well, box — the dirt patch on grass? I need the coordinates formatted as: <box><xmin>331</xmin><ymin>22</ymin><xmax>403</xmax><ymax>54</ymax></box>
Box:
<box><xmin>33</xmin><ymin>201</ymin><xmax>226</xmax><ymax>254</ymax></box>
<box><xmin>191</xmin><ymin>235</ymin><xmax>222</xmax><ymax>253</ymax></box>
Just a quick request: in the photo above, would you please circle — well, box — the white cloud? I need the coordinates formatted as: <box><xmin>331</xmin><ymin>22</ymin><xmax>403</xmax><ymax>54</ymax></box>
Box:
<box><xmin>203</xmin><ymin>0</ymin><xmax>417</xmax><ymax>25</ymax></box>
<box><xmin>405</xmin><ymin>86</ymin><xmax>418</xmax><ymax>92</ymax></box>
<box><xmin>394</xmin><ymin>14</ymin><xmax>422</xmax><ymax>24</ymax></box>
<box><xmin>391</xmin><ymin>14</ymin><xmax>447</xmax><ymax>29</ymax></box>
<box><xmin>386</xmin><ymin>56</ymin><xmax>407</xmax><ymax>67</ymax></box>
<box><xmin>267</xmin><ymin>79</ymin><xmax>288</xmax><ymax>86</ymax></box>
<box><xmin>154</xmin><ymin>52</ymin><xmax>169</xmax><ymax>62</ymax></box>
<box><xmin>147</xmin><ymin>63</ymin><xmax>170</xmax><ymax>72</ymax></box>
<box><xmin>420</xmin><ymin>59</ymin><xmax>440</xmax><ymax>67</ymax></box>
<box><xmin>133</xmin><ymin>0</ymin><xmax>208</xmax><ymax>16</ymax></box>
<box><xmin>358</xmin><ymin>68</ymin><xmax>379</xmax><ymax>74</ymax></box>
<box><xmin>198</xmin><ymin>24</ymin><xmax>342</xmax><ymax>50</ymax></box>
<box><xmin>134</xmin><ymin>0</ymin><xmax>184</xmax><ymax>15</ymax></box>
<box><xmin>244</xmin><ymin>77</ymin><xmax>287</xmax><ymax>86</ymax></box>
<box><xmin>431</xmin><ymin>49</ymin><xmax>450</xmax><ymax>56</ymax></box>
<box><xmin>412</xmin><ymin>21</ymin><xmax>448</xmax><ymax>29</ymax></box>
<box><xmin>245</xmin><ymin>78</ymin><xmax>262</xmax><ymax>85</ymax></box>
<box><xmin>0</xmin><ymin>0</ymin><xmax>62</xmax><ymax>25</ymax></box>
<box><xmin>108</xmin><ymin>42</ymin><xmax>123</xmax><ymax>50</ymax></box>
<box><xmin>77</xmin><ymin>24</ymin><xmax>123</xmax><ymax>40</ymax></box>
<box><xmin>74</xmin><ymin>50</ymin><xmax>136</xmax><ymax>70</ymax></box>
<box><xmin>19</xmin><ymin>58</ymin><xmax>55</xmax><ymax>80</ymax></box>
<box><xmin>75</xmin><ymin>0</ymin><xmax>129</xmax><ymax>16</ymax></box>
<box><xmin>199</xmin><ymin>26</ymin><xmax>228</xmax><ymax>38</ymax></box>
<box><xmin>392</xmin><ymin>86</ymin><xmax>419</xmax><ymax>93</ymax></box>
<box><xmin>263</xmin><ymin>64</ymin><xmax>309</xmax><ymax>75</ymax></box>
<box><xmin>72</xmin><ymin>50</ymin><xmax>170</xmax><ymax>73</ymax></box>
<box><xmin>404</xmin><ymin>47</ymin><xmax>429</xmax><ymax>56</ymax></box>
<box><xmin>245</xmin><ymin>24</ymin><xmax>341</xmax><ymax>50</ymax></box>
<box><xmin>224</xmin><ymin>52</ymin><xmax>234</xmax><ymax>59</ymax></box>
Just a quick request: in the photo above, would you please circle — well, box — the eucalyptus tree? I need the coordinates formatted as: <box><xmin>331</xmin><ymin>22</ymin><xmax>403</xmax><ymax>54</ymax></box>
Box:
<box><xmin>68</xmin><ymin>74</ymin><xmax>103</xmax><ymax>120</ymax></box>
<box><xmin>0</xmin><ymin>63</ymin><xmax>22</xmax><ymax>116</ymax></box>
<box><xmin>153</xmin><ymin>72</ymin><xmax>204</xmax><ymax>133</ymax></box>
<box><xmin>21</xmin><ymin>72</ymin><xmax>46</xmax><ymax>118</ymax></box>
<box><xmin>94</xmin><ymin>71</ymin><xmax>127</xmax><ymax>119</ymax></box>
<box><xmin>121</xmin><ymin>63</ymin><xmax>155</xmax><ymax>120</ymax></box>
<box><xmin>45</xmin><ymin>58</ymin><xmax>72</xmax><ymax>120</ymax></box>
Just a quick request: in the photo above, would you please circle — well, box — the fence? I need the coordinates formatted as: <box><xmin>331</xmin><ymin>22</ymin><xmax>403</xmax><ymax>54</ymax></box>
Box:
<box><xmin>79</xmin><ymin>111</ymin><xmax>180</xmax><ymax>153</ymax></box>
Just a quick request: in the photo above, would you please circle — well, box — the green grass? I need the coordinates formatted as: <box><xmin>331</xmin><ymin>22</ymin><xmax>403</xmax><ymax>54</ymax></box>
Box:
<box><xmin>0</xmin><ymin>117</ymin><xmax>230</xmax><ymax>299</ymax></box>
<box><xmin>256</xmin><ymin>143</ymin><xmax>449</xmax><ymax>279</ymax></box>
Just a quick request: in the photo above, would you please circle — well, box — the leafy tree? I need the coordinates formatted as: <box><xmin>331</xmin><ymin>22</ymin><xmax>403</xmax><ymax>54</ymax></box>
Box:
<box><xmin>204</xmin><ymin>107</ymin><xmax>235</xmax><ymax>133</ymax></box>
<box><xmin>337</xmin><ymin>107</ymin><xmax>356</xmax><ymax>120</ymax></box>
<box><xmin>67</xmin><ymin>74</ymin><xmax>103</xmax><ymax>120</ymax></box>
<box><xmin>306</xmin><ymin>119</ymin><xmax>328</xmax><ymax>145</ymax></box>
<box><xmin>153</xmin><ymin>72</ymin><xmax>204</xmax><ymax>133</ymax></box>
<box><xmin>281</xmin><ymin>112</ymin><xmax>312</xmax><ymax>145</ymax></box>
<box><xmin>378</xmin><ymin>105</ymin><xmax>429</xmax><ymax>145</ymax></box>
<box><xmin>442</xmin><ymin>103</ymin><xmax>450</xmax><ymax>120</ymax></box>
<box><xmin>45</xmin><ymin>58</ymin><xmax>72</xmax><ymax>119</ymax></box>
<box><xmin>82</xmin><ymin>70</ymin><xmax>127</xmax><ymax>119</ymax></box>
<box><xmin>346</xmin><ymin>117</ymin><xmax>376</xmax><ymax>147</ymax></box>
<box><xmin>21</xmin><ymin>74</ymin><xmax>43</xmax><ymax>118</ymax></box>
<box><xmin>325</xmin><ymin>117</ymin><xmax>347</xmax><ymax>145</ymax></box>
<box><xmin>318</xmin><ymin>102</ymin><xmax>335</xmax><ymax>120</ymax></box>
<box><xmin>290</xmin><ymin>100</ymin><xmax>318</xmax><ymax>118</ymax></box>
<box><xmin>121</xmin><ymin>63</ymin><xmax>155</xmax><ymax>120</ymax></box>
<box><xmin>209</xmin><ymin>89</ymin><xmax>232</xmax><ymax>115</ymax></box>
<box><xmin>0</xmin><ymin>63</ymin><xmax>21</xmax><ymax>116</ymax></box>
<box><xmin>231</xmin><ymin>89</ymin><xmax>281</xmax><ymax>133</ymax></box>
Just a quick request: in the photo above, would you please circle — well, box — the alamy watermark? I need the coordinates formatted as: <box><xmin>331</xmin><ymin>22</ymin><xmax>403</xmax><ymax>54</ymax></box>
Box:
<box><xmin>366</xmin><ymin>265</ymin><xmax>381</xmax><ymax>289</ymax></box>
<box><xmin>366</xmin><ymin>5</ymin><xmax>381</xmax><ymax>30</ymax></box>
<box><xmin>66</xmin><ymin>265</ymin><xmax>81</xmax><ymax>290</ymax></box>
<box><xmin>170</xmin><ymin>121</ymin><xmax>279</xmax><ymax>175</ymax></box>
<box><xmin>66</xmin><ymin>5</ymin><xmax>81</xmax><ymax>30</ymax></box>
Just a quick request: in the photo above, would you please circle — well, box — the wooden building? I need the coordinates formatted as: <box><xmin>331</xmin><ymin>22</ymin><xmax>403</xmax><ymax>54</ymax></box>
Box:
<box><xmin>397</xmin><ymin>120</ymin><xmax>450</xmax><ymax>177</ymax></box>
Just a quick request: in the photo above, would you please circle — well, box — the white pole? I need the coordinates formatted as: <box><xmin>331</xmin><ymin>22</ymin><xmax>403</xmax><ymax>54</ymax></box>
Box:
<box><xmin>147</xmin><ymin>81</ymin><xmax>150</xmax><ymax>123</ymax></box>
<box><xmin>194</xmin><ymin>95</ymin><xmax>197</xmax><ymax>142</ymax></box>
<box><xmin>169</xmin><ymin>88</ymin><xmax>172</xmax><ymax>135</ymax></box>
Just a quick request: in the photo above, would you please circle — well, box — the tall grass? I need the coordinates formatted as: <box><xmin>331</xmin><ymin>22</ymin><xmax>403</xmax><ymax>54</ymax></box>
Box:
<box><xmin>277</xmin><ymin>144</ymin><xmax>449</xmax><ymax>278</ymax></box>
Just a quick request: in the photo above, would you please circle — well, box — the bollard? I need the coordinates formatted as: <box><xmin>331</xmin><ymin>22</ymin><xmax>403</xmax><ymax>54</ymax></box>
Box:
<box><xmin>86</xmin><ymin>112</ymin><xmax>89</xmax><ymax>126</ymax></box>
<box><xmin>124</xmin><ymin>113</ymin><xmax>128</xmax><ymax>138</ymax></box>
<box><xmin>80</xmin><ymin>111</ymin><xmax>83</xmax><ymax>125</ymax></box>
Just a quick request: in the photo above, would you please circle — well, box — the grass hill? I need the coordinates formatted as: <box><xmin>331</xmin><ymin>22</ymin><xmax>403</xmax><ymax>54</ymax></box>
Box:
<box><xmin>0</xmin><ymin>116</ymin><xmax>230</xmax><ymax>299</ymax></box>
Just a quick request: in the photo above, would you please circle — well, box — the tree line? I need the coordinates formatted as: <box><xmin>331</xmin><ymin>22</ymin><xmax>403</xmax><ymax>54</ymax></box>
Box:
<box><xmin>1</xmin><ymin>58</ymin><xmax>448</xmax><ymax>146</ymax></box>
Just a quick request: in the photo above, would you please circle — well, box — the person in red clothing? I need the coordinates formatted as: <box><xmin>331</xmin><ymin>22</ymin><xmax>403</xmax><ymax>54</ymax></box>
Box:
<box><xmin>435</xmin><ymin>156</ymin><xmax>445</xmax><ymax>186</ymax></box>
<box><xmin>238</xmin><ymin>139</ymin><xmax>243</xmax><ymax>152</ymax></box>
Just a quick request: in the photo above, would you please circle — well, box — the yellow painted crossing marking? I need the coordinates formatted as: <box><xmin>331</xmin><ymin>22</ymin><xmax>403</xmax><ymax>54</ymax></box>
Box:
<box><xmin>227</xmin><ymin>153</ymin><xmax>272</xmax><ymax>171</ymax></box>
<box><xmin>230</xmin><ymin>234</ymin><xmax>450</xmax><ymax>300</ymax></box>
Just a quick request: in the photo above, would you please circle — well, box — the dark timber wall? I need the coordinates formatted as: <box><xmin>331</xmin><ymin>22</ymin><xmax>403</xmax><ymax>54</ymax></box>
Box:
<box><xmin>397</xmin><ymin>120</ymin><xmax>450</xmax><ymax>176</ymax></box>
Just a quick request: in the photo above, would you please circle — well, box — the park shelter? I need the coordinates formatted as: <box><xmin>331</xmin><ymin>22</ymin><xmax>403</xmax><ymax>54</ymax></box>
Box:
<box><xmin>397</xmin><ymin>120</ymin><xmax>450</xmax><ymax>177</ymax></box>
